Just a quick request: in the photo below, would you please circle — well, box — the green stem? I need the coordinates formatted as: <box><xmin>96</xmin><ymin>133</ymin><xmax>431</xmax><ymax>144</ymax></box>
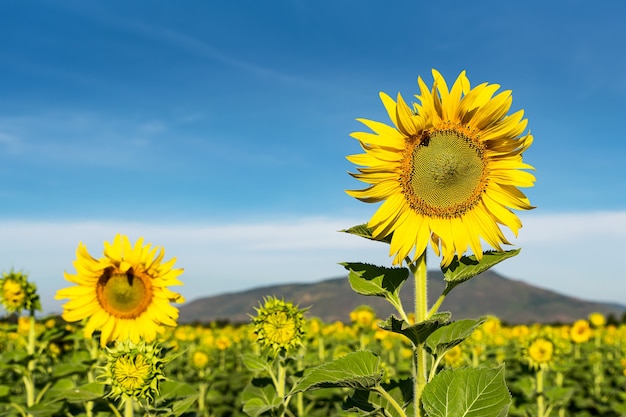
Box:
<box><xmin>536</xmin><ymin>367</ymin><xmax>545</xmax><ymax>417</ymax></box>
<box><xmin>277</xmin><ymin>361</ymin><xmax>287</xmax><ymax>417</ymax></box>
<box><xmin>427</xmin><ymin>293</ymin><xmax>446</xmax><ymax>319</ymax></box>
<box><xmin>9</xmin><ymin>402</ymin><xmax>27</xmax><ymax>417</ymax></box>
<box><xmin>198</xmin><ymin>381</ymin><xmax>207</xmax><ymax>416</ymax></box>
<box><xmin>106</xmin><ymin>400</ymin><xmax>123</xmax><ymax>417</ymax></box>
<box><xmin>23</xmin><ymin>313</ymin><xmax>37</xmax><ymax>417</ymax></box>
<box><xmin>410</xmin><ymin>253</ymin><xmax>428</xmax><ymax>417</ymax></box>
<box><xmin>373</xmin><ymin>386</ymin><xmax>407</xmax><ymax>417</ymax></box>
<box><xmin>124</xmin><ymin>398</ymin><xmax>134</xmax><ymax>417</ymax></box>
<box><xmin>85</xmin><ymin>337</ymin><xmax>99</xmax><ymax>417</ymax></box>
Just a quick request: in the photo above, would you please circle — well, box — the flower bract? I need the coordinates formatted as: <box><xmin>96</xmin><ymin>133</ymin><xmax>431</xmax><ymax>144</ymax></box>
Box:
<box><xmin>347</xmin><ymin>69</ymin><xmax>535</xmax><ymax>266</ymax></box>
<box><xmin>55</xmin><ymin>234</ymin><xmax>185</xmax><ymax>346</ymax></box>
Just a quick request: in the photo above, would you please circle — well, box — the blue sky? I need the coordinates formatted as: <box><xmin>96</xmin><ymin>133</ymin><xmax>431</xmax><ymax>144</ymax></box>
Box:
<box><xmin>1</xmin><ymin>1</ymin><xmax>625</xmax><ymax>315</ymax></box>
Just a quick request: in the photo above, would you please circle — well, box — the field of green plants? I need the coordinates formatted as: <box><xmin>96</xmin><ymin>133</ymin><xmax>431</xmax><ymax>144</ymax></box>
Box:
<box><xmin>1</xmin><ymin>309</ymin><xmax>626</xmax><ymax>417</ymax></box>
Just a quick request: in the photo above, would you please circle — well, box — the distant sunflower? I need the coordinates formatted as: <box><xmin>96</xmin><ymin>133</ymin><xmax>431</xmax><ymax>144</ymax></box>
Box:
<box><xmin>347</xmin><ymin>69</ymin><xmax>535</xmax><ymax>266</ymax></box>
<box><xmin>55</xmin><ymin>234</ymin><xmax>185</xmax><ymax>346</ymax></box>
<box><xmin>525</xmin><ymin>337</ymin><xmax>554</xmax><ymax>369</ymax></box>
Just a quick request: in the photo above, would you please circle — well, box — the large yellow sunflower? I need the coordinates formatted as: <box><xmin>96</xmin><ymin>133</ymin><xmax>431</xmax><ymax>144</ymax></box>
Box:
<box><xmin>55</xmin><ymin>234</ymin><xmax>185</xmax><ymax>346</ymax></box>
<box><xmin>347</xmin><ymin>69</ymin><xmax>535</xmax><ymax>266</ymax></box>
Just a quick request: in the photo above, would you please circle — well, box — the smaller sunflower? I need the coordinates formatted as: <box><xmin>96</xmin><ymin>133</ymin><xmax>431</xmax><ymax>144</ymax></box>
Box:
<box><xmin>191</xmin><ymin>349</ymin><xmax>212</xmax><ymax>369</ymax></box>
<box><xmin>569</xmin><ymin>319</ymin><xmax>593</xmax><ymax>344</ymax></box>
<box><xmin>525</xmin><ymin>337</ymin><xmax>555</xmax><ymax>369</ymax></box>
<box><xmin>0</xmin><ymin>271</ymin><xmax>41</xmax><ymax>314</ymax></box>
<box><xmin>55</xmin><ymin>234</ymin><xmax>185</xmax><ymax>346</ymax></box>
<box><xmin>588</xmin><ymin>312</ymin><xmax>606</xmax><ymax>328</ymax></box>
<box><xmin>252</xmin><ymin>296</ymin><xmax>306</xmax><ymax>354</ymax></box>
<box><xmin>99</xmin><ymin>340</ymin><xmax>166</xmax><ymax>404</ymax></box>
<box><xmin>349</xmin><ymin>305</ymin><xmax>377</xmax><ymax>328</ymax></box>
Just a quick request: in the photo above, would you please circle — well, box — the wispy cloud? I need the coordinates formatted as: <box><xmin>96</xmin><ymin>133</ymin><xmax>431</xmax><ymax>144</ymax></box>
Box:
<box><xmin>1</xmin><ymin>211</ymin><xmax>625</xmax><ymax>315</ymax></box>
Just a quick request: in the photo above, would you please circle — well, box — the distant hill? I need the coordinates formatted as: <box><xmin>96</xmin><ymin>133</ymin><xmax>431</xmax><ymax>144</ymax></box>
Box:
<box><xmin>179</xmin><ymin>270</ymin><xmax>626</xmax><ymax>325</ymax></box>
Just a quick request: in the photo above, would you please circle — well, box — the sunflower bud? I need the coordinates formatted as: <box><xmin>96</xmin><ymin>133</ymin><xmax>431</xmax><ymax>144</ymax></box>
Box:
<box><xmin>252</xmin><ymin>296</ymin><xmax>306</xmax><ymax>354</ymax></box>
<box><xmin>0</xmin><ymin>271</ymin><xmax>41</xmax><ymax>315</ymax></box>
<box><xmin>99</xmin><ymin>340</ymin><xmax>166</xmax><ymax>404</ymax></box>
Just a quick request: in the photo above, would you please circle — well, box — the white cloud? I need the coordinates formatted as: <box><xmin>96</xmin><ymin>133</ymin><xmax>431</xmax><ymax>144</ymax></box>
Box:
<box><xmin>0</xmin><ymin>211</ymin><xmax>624</xmax><ymax>315</ymax></box>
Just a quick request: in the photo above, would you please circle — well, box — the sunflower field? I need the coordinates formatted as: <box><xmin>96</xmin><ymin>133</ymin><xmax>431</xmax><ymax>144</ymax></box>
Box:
<box><xmin>1</xmin><ymin>305</ymin><xmax>626</xmax><ymax>417</ymax></box>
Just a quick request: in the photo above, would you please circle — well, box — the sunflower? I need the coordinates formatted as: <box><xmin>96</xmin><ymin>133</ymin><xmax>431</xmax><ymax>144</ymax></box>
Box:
<box><xmin>99</xmin><ymin>340</ymin><xmax>166</xmax><ymax>403</ymax></box>
<box><xmin>569</xmin><ymin>319</ymin><xmax>593</xmax><ymax>344</ymax></box>
<box><xmin>347</xmin><ymin>69</ymin><xmax>535</xmax><ymax>266</ymax></box>
<box><xmin>0</xmin><ymin>271</ymin><xmax>41</xmax><ymax>314</ymax></box>
<box><xmin>55</xmin><ymin>234</ymin><xmax>185</xmax><ymax>346</ymax></box>
<box><xmin>252</xmin><ymin>296</ymin><xmax>306</xmax><ymax>354</ymax></box>
<box><xmin>525</xmin><ymin>337</ymin><xmax>554</xmax><ymax>369</ymax></box>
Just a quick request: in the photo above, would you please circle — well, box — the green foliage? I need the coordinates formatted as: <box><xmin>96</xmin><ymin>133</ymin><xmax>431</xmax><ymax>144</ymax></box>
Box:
<box><xmin>425</xmin><ymin>318</ymin><xmax>486</xmax><ymax>357</ymax></box>
<box><xmin>241</xmin><ymin>380</ymin><xmax>281</xmax><ymax>417</ymax></box>
<box><xmin>291</xmin><ymin>351</ymin><xmax>384</xmax><ymax>394</ymax></box>
<box><xmin>442</xmin><ymin>250</ymin><xmax>520</xmax><ymax>288</ymax></box>
<box><xmin>379</xmin><ymin>313</ymin><xmax>452</xmax><ymax>347</ymax></box>
<box><xmin>341</xmin><ymin>224</ymin><xmax>392</xmax><ymax>244</ymax></box>
<box><xmin>422</xmin><ymin>366</ymin><xmax>511</xmax><ymax>417</ymax></box>
<box><xmin>345</xmin><ymin>379</ymin><xmax>414</xmax><ymax>417</ymax></box>
<box><xmin>342</xmin><ymin>262</ymin><xmax>409</xmax><ymax>318</ymax></box>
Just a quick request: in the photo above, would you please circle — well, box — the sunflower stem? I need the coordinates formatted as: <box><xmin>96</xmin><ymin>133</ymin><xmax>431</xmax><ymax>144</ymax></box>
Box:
<box><xmin>535</xmin><ymin>366</ymin><xmax>546</xmax><ymax>417</ymax></box>
<box><xmin>427</xmin><ymin>293</ymin><xmax>446</xmax><ymax>319</ymax></box>
<box><xmin>277</xmin><ymin>360</ymin><xmax>287</xmax><ymax>417</ymax></box>
<box><xmin>410</xmin><ymin>253</ymin><xmax>428</xmax><ymax>417</ymax></box>
<box><xmin>22</xmin><ymin>313</ymin><xmax>37</xmax><ymax>417</ymax></box>
<box><xmin>373</xmin><ymin>386</ymin><xmax>407</xmax><ymax>417</ymax></box>
<box><xmin>124</xmin><ymin>398</ymin><xmax>134</xmax><ymax>417</ymax></box>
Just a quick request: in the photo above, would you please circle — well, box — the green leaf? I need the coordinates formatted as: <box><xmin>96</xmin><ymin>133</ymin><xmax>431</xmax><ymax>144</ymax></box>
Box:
<box><xmin>241</xmin><ymin>380</ymin><xmax>281</xmax><ymax>417</ymax></box>
<box><xmin>544</xmin><ymin>386</ymin><xmax>574</xmax><ymax>406</ymax></box>
<box><xmin>25</xmin><ymin>401</ymin><xmax>65</xmax><ymax>417</ymax></box>
<box><xmin>171</xmin><ymin>394</ymin><xmax>200</xmax><ymax>415</ymax></box>
<box><xmin>241</xmin><ymin>353</ymin><xmax>269</xmax><ymax>372</ymax></box>
<box><xmin>158</xmin><ymin>380</ymin><xmax>197</xmax><ymax>400</ymax></box>
<box><xmin>341</xmin><ymin>262</ymin><xmax>409</xmax><ymax>316</ymax></box>
<box><xmin>346</xmin><ymin>379</ymin><xmax>414</xmax><ymax>417</ymax></box>
<box><xmin>422</xmin><ymin>365</ymin><xmax>511</xmax><ymax>417</ymax></box>
<box><xmin>425</xmin><ymin>318</ymin><xmax>486</xmax><ymax>357</ymax></box>
<box><xmin>378</xmin><ymin>313</ymin><xmax>451</xmax><ymax>346</ymax></box>
<box><xmin>442</xmin><ymin>249</ymin><xmax>520</xmax><ymax>283</ymax></box>
<box><xmin>51</xmin><ymin>362</ymin><xmax>90</xmax><ymax>378</ymax></box>
<box><xmin>42</xmin><ymin>378</ymin><xmax>75</xmax><ymax>402</ymax></box>
<box><xmin>341</xmin><ymin>224</ymin><xmax>392</xmax><ymax>244</ymax></box>
<box><xmin>291</xmin><ymin>351</ymin><xmax>383</xmax><ymax>394</ymax></box>
<box><xmin>61</xmin><ymin>382</ymin><xmax>105</xmax><ymax>403</ymax></box>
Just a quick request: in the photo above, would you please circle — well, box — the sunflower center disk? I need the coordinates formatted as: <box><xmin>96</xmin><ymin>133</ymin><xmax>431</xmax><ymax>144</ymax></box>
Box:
<box><xmin>97</xmin><ymin>271</ymin><xmax>153</xmax><ymax>319</ymax></box>
<box><xmin>409</xmin><ymin>129</ymin><xmax>486</xmax><ymax>217</ymax></box>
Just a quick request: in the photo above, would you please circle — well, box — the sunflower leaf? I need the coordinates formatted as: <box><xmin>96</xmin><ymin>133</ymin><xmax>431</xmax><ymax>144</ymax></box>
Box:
<box><xmin>345</xmin><ymin>378</ymin><xmax>414</xmax><ymax>417</ymax></box>
<box><xmin>378</xmin><ymin>313</ymin><xmax>451</xmax><ymax>347</ymax></box>
<box><xmin>290</xmin><ymin>351</ymin><xmax>383</xmax><ymax>394</ymax></box>
<box><xmin>442</xmin><ymin>249</ymin><xmax>521</xmax><ymax>284</ymax></box>
<box><xmin>341</xmin><ymin>263</ymin><xmax>409</xmax><ymax>317</ymax></box>
<box><xmin>241</xmin><ymin>378</ymin><xmax>281</xmax><ymax>417</ymax></box>
<box><xmin>422</xmin><ymin>365</ymin><xmax>511</xmax><ymax>417</ymax></box>
<box><xmin>425</xmin><ymin>318</ymin><xmax>486</xmax><ymax>357</ymax></box>
<box><xmin>341</xmin><ymin>224</ymin><xmax>393</xmax><ymax>244</ymax></box>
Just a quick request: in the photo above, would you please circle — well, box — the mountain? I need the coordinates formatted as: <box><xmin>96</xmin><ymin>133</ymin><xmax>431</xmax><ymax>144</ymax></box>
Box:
<box><xmin>179</xmin><ymin>270</ymin><xmax>626</xmax><ymax>325</ymax></box>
